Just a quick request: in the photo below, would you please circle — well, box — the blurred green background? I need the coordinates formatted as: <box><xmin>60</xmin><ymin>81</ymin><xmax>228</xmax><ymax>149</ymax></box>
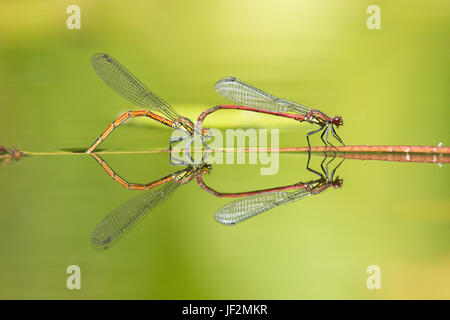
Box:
<box><xmin>0</xmin><ymin>0</ymin><xmax>449</xmax><ymax>299</ymax></box>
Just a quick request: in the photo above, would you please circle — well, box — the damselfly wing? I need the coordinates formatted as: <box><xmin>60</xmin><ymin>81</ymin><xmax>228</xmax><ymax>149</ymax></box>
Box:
<box><xmin>91</xmin><ymin>53</ymin><xmax>181</xmax><ymax>121</ymax></box>
<box><xmin>215</xmin><ymin>77</ymin><xmax>311</xmax><ymax>115</ymax></box>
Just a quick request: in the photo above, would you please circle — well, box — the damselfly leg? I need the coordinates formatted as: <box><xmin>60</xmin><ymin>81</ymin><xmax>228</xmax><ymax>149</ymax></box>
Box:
<box><xmin>307</xmin><ymin>125</ymin><xmax>325</xmax><ymax>149</ymax></box>
<box><xmin>306</xmin><ymin>149</ymin><xmax>344</xmax><ymax>181</ymax></box>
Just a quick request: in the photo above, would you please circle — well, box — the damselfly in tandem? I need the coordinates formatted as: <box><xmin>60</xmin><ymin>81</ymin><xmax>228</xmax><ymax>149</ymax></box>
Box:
<box><xmin>90</xmin><ymin>152</ymin><xmax>211</xmax><ymax>250</ymax></box>
<box><xmin>86</xmin><ymin>53</ymin><xmax>207</xmax><ymax>153</ymax></box>
<box><xmin>197</xmin><ymin>77</ymin><xmax>345</xmax><ymax>148</ymax></box>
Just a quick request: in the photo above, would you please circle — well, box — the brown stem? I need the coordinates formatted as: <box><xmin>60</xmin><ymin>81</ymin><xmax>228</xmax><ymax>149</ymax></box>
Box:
<box><xmin>230</xmin><ymin>145</ymin><xmax>449</xmax><ymax>154</ymax></box>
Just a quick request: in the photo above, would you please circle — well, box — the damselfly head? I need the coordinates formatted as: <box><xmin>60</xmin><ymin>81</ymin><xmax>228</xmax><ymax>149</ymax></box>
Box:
<box><xmin>332</xmin><ymin>178</ymin><xmax>343</xmax><ymax>188</ymax></box>
<box><xmin>200</xmin><ymin>163</ymin><xmax>213</xmax><ymax>175</ymax></box>
<box><xmin>332</xmin><ymin>116</ymin><xmax>343</xmax><ymax>126</ymax></box>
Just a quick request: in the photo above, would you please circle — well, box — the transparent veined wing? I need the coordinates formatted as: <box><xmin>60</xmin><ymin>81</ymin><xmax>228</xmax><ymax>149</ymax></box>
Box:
<box><xmin>214</xmin><ymin>189</ymin><xmax>312</xmax><ymax>225</ymax></box>
<box><xmin>91</xmin><ymin>53</ymin><xmax>180</xmax><ymax>121</ymax></box>
<box><xmin>215</xmin><ymin>77</ymin><xmax>311</xmax><ymax>115</ymax></box>
<box><xmin>91</xmin><ymin>179</ymin><xmax>179</xmax><ymax>250</ymax></box>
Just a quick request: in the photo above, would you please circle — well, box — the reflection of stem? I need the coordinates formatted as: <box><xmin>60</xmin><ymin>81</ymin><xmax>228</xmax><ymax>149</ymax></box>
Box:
<box><xmin>16</xmin><ymin>144</ymin><xmax>450</xmax><ymax>166</ymax></box>
<box><xmin>335</xmin><ymin>152</ymin><xmax>449</xmax><ymax>164</ymax></box>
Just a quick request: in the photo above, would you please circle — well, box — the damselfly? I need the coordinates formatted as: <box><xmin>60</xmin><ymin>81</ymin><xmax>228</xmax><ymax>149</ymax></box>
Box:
<box><xmin>208</xmin><ymin>155</ymin><xmax>344</xmax><ymax>225</ymax></box>
<box><xmin>197</xmin><ymin>174</ymin><xmax>310</xmax><ymax>198</ymax></box>
<box><xmin>197</xmin><ymin>77</ymin><xmax>344</xmax><ymax>148</ymax></box>
<box><xmin>86</xmin><ymin>53</ymin><xmax>205</xmax><ymax>153</ymax></box>
<box><xmin>90</xmin><ymin>153</ymin><xmax>211</xmax><ymax>249</ymax></box>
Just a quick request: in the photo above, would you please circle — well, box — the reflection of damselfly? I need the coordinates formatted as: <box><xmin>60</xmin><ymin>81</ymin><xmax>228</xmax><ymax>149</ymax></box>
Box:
<box><xmin>90</xmin><ymin>153</ymin><xmax>211</xmax><ymax>249</ymax></box>
<box><xmin>198</xmin><ymin>155</ymin><xmax>344</xmax><ymax>225</ymax></box>
<box><xmin>86</xmin><ymin>53</ymin><xmax>206</xmax><ymax>153</ymax></box>
<box><xmin>197</xmin><ymin>77</ymin><xmax>345</xmax><ymax>148</ymax></box>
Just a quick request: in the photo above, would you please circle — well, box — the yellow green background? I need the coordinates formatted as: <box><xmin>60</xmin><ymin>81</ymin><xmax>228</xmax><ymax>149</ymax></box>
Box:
<box><xmin>0</xmin><ymin>0</ymin><xmax>449</xmax><ymax>299</ymax></box>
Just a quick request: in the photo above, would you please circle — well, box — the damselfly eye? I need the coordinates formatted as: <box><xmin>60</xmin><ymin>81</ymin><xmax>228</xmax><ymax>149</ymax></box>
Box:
<box><xmin>333</xmin><ymin>179</ymin><xmax>343</xmax><ymax>188</ymax></box>
<box><xmin>201</xmin><ymin>165</ymin><xmax>212</xmax><ymax>174</ymax></box>
<box><xmin>333</xmin><ymin>117</ymin><xmax>343</xmax><ymax>126</ymax></box>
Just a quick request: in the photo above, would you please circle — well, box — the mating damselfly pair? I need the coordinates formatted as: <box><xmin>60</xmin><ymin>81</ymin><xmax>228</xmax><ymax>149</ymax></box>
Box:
<box><xmin>86</xmin><ymin>53</ymin><xmax>344</xmax><ymax>153</ymax></box>
<box><xmin>90</xmin><ymin>152</ymin><xmax>343</xmax><ymax>249</ymax></box>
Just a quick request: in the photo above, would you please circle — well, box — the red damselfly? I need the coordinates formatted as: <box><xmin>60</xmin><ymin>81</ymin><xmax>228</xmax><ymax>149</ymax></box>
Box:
<box><xmin>86</xmin><ymin>53</ymin><xmax>205</xmax><ymax>153</ymax></box>
<box><xmin>196</xmin><ymin>77</ymin><xmax>344</xmax><ymax>148</ymax></box>
<box><xmin>197</xmin><ymin>174</ymin><xmax>310</xmax><ymax>198</ymax></box>
<box><xmin>205</xmin><ymin>155</ymin><xmax>343</xmax><ymax>225</ymax></box>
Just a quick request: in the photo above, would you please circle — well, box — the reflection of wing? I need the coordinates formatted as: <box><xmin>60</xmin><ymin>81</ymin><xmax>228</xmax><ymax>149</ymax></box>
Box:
<box><xmin>91</xmin><ymin>53</ymin><xmax>180</xmax><ymax>120</ymax></box>
<box><xmin>91</xmin><ymin>179</ymin><xmax>179</xmax><ymax>250</ymax></box>
<box><xmin>214</xmin><ymin>189</ymin><xmax>312</xmax><ymax>225</ymax></box>
<box><xmin>215</xmin><ymin>77</ymin><xmax>311</xmax><ymax>115</ymax></box>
